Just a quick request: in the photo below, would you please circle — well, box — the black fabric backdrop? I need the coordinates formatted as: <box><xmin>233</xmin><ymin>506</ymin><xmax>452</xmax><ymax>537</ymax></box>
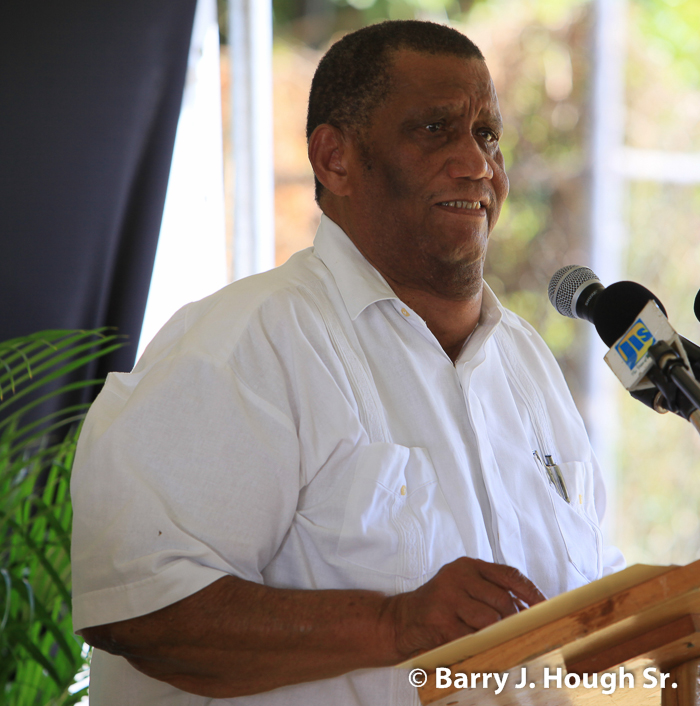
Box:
<box><xmin>0</xmin><ymin>0</ymin><xmax>198</xmax><ymax>417</ymax></box>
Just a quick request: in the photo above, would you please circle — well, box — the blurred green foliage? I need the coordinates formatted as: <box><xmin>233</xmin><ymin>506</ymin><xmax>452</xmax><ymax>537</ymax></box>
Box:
<box><xmin>635</xmin><ymin>0</ymin><xmax>700</xmax><ymax>90</ymax></box>
<box><xmin>627</xmin><ymin>0</ymin><xmax>700</xmax><ymax>152</ymax></box>
<box><xmin>0</xmin><ymin>330</ymin><xmax>122</xmax><ymax>704</ymax></box>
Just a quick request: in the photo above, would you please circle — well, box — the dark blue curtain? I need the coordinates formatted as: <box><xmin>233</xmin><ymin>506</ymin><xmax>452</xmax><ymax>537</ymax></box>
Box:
<box><xmin>0</xmin><ymin>0</ymin><xmax>198</xmax><ymax>425</ymax></box>
<box><xmin>0</xmin><ymin>0</ymin><xmax>198</xmax><ymax>378</ymax></box>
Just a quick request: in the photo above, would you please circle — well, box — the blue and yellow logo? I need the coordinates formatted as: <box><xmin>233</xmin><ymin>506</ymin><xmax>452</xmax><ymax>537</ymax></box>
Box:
<box><xmin>614</xmin><ymin>319</ymin><xmax>655</xmax><ymax>370</ymax></box>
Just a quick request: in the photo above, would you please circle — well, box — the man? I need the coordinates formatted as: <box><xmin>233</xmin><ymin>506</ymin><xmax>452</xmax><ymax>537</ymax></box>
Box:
<box><xmin>71</xmin><ymin>20</ymin><xmax>623</xmax><ymax>706</ymax></box>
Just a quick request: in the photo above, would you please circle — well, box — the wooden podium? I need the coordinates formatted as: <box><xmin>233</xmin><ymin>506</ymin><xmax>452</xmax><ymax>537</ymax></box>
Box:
<box><xmin>400</xmin><ymin>560</ymin><xmax>700</xmax><ymax>705</ymax></box>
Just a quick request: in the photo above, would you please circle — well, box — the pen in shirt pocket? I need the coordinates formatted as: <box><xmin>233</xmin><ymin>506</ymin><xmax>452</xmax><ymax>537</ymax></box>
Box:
<box><xmin>533</xmin><ymin>450</ymin><xmax>570</xmax><ymax>503</ymax></box>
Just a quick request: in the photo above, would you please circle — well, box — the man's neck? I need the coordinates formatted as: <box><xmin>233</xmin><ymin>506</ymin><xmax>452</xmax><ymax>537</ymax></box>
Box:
<box><xmin>382</xmin><ymin>273</ymin><xmax>483</xmax><ymax>363</ymax></box>
<box><xmin>319</xmin><ymin>205</ymin><xmax>484</xmax><ymax>362</ymax></box>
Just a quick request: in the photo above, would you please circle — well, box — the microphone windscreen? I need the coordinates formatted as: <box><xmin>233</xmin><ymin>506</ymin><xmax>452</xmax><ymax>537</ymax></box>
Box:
<box><xmin>593</xmin><ymin>281</ymin><xmax>667</xmax><ymax>347</ymax></box>
<box><xmin>695</xmin><ymin>289</ymin><xmax>700</xmax><ymax>323</ymax></box>
<box><xmin>548</xmin><ymin>265</ymin><xmax>600</xmax><ymax>318</ymax></box>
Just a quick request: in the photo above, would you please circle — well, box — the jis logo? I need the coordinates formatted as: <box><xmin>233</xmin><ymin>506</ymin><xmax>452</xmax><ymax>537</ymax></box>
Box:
<box><xmin>615</xmin><ymin>319</ymin><xmax>655</xmax><ymax>370</ymax></box>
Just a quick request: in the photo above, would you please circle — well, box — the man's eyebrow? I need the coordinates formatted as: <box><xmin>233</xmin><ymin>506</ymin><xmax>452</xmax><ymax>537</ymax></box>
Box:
<box><xmin>485</xmin><ymin>112</ymin><xmax>504</xmax><ymax>134</ymax></box>
<box><xmin>402</xmin><ymin>103</ymin><xmax>462</xmax><ymax>124</ymax></box>
<box><xmin>401</xmin><ymin>104</ymin><xmax>504</xmax><ymax>133</ymax></box>
<box><xmin>473</xmin><ymin>105</ymin><xmax>504</xmax><ymax>135</ymax></box>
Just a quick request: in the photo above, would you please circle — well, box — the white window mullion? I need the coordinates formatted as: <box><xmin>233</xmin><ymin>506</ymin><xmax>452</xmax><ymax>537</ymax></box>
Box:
<box><xmin>588</xmin><ymin>0</ymin><xmax>630</xmax><ymax>546</ymax></box>
<box><xmin>229</xmin><ymin>0</ymin><xmax>275</xmax><ymax>280</ymax></box>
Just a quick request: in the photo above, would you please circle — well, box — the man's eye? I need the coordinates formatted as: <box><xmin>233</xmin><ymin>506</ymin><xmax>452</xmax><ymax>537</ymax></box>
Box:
<box><xmin>479</xmin><ymin>129</ymin><xmax>499</xmax><ymax>143</ymax></box>
<box><xmin>425</xmin><ymin>122</ymin><xmax>443</xmax><ymax>133</ymax></box>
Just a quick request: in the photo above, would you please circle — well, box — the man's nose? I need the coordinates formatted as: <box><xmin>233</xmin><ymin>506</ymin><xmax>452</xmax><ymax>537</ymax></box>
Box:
<box><xmin>445</xmin><ymin>134</ymin><xmax>493</xmax><ymax>180</ymax></box>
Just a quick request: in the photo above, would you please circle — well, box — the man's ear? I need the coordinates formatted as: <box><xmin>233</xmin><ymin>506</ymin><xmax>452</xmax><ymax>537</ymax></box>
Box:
<box><xmin>308</xmin><ymin>124</ymin><xmax>353</xmax><ymax>198</ymax></box>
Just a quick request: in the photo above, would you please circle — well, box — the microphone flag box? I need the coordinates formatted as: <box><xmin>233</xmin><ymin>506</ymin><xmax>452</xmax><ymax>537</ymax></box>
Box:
<box><xmin>604</xmin><ymin>300</ymin><xmax>690</xmax><ymax>390</ymax></box>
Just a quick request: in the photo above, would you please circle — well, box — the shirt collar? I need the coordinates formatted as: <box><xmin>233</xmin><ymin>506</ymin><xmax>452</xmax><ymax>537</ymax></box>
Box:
<box><xmin>312</xmin><ymin>213</ymin><xmax>531</xmax><ymax>340</ymax></box>
<box><xmin>313</xmin><ymin>214</ymin><xmax>398</xmax><ymax>320</ymax></box>
<box><xmin>456</xmin><ymin>282</ymin><xmax>503</xmax><ymax>362</ymax></box>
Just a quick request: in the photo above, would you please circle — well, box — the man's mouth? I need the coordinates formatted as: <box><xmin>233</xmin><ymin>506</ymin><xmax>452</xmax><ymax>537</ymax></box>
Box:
<box><xmin>437</xmin><ymin>200</ymin><xmax>483</xmax><ymax>209</ymax></box>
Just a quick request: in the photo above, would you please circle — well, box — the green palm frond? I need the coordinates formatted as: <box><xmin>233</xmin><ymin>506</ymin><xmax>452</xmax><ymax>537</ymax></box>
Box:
<box><xmin>0</xmin><ymin>329</ymin><xmax>125</xmax><ymax>705</ymax></box>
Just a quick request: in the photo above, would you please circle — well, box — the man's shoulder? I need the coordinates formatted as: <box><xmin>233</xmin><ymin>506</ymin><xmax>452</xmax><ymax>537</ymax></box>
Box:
<box><xmin>493</xmin><ymin>305</ymin><xmax>573</xmax><ymax>393</ymax></box>
<box><xmin>135</xmin><ymin>247</ymin><xmax>336</xmax><ymax>371</ymax></box>
<box><xmin>497</xmin><ymin>306</ymin><xmax>553</xmax><ymax>351</ymax></box>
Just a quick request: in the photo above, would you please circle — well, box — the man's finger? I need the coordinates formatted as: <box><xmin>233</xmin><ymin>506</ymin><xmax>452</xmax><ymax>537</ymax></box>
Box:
<box><xmin>460</xmin><ymin>580</ymin><xmax>522</xmax><ymax>620</ymax></box>
<box><xmin>454</xmin><ymin>598</ymin><xmax>505</xmax><ymax>631</ymax></box>
<box><xmin>476</xmin><ymin>561</ymin><xmax>547</xmax><ymax>606</ymax></box>
<box><xmin>511</xmin><ymin>593</ymin><xmax>529</xmax><ymax>612</ymax></box>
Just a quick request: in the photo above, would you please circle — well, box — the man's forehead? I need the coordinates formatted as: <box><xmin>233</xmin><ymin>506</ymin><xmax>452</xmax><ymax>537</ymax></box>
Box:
<box><xmin>383</xmin><ymin>49</ymin><xmax>501</xmax><ymax>117</ymax></box>
<box><xmin>388</xmin><ymin>50</ymin><xmax>494</xmax><ymax>91</ymax></box>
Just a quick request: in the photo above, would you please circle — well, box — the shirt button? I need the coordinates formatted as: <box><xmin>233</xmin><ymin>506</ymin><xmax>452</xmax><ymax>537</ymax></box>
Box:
<box><xmin>401</xmin><ymin>308</ymin><xmax>410</xmax><ymax>317</ymax></box>
<box><xmin>400</xmin><ymin>485</ymin><xmax>407</xmax><ymax>496</ymax></box>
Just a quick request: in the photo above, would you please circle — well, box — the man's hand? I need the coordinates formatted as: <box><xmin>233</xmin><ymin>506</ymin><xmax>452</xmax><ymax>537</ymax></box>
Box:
<box><xmin>79</xmin><ymin>558</ymin><xmax>545</xmax><ymax>697</ymax></box>
<box><xmin>385</xmin><ymin>557</ymin><xmax>546</xmax><ymax>660</ymax></box>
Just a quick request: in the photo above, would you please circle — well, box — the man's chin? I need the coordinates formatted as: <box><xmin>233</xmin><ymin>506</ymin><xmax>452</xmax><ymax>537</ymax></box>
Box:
<box><xmin>425</xmin><ymin>257</ymin><xmax>484</xmax><ymax>300</ymax></box>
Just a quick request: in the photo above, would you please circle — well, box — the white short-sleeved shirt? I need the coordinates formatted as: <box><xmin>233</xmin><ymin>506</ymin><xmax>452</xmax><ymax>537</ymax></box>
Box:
<box><xmin>71</xmin><ymin>215</ymin><xmax>624</xmax><ymax>706</ymax></box>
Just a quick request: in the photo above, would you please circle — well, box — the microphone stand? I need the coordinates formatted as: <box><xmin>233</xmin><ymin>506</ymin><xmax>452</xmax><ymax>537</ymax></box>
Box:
<box><xmin>647</xmin><ymin>341</ymin><xmax>700</xmax><ymax>436</ymax></box>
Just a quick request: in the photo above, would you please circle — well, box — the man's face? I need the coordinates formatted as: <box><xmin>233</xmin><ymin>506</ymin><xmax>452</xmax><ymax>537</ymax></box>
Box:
<box><xmin>344</xmin><ymin>50</ymin><xmax>509</xmax><ymax>300</ymax></box>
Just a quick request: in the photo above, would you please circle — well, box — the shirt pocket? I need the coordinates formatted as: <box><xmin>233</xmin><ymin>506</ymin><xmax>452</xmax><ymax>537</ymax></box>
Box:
<box><xmin>547</xmin><ymin>460</ymin><xmax>602</xmax><ymax>582</ymax></box>
<box><xmin>337</xmin><ymin>443</ymin><xmax>464</xmax><ymax>580</ymax></box>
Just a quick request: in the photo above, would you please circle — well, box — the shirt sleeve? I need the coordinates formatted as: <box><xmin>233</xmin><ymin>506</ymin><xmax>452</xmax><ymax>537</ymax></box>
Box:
<box><xmin>70</xmin><ymin>349</ymin><xmax>301</xmax><ymax>631</ymax></box>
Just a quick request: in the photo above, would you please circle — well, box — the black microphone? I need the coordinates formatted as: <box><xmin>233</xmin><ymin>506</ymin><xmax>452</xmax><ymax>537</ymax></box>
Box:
<box><xmin>549</xmin><ymin>266</ymin><xmax>700</xmax><ymax>426</ymax></box>
<box><xmin>548</xmin><ymin>265</ymin><xmax>666</xmax><ymax>346</ymax></box>
<box><xmin>695</xmin><ymin>289</ymin><xmax>700</xmax><ymax>323</ymax></box>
